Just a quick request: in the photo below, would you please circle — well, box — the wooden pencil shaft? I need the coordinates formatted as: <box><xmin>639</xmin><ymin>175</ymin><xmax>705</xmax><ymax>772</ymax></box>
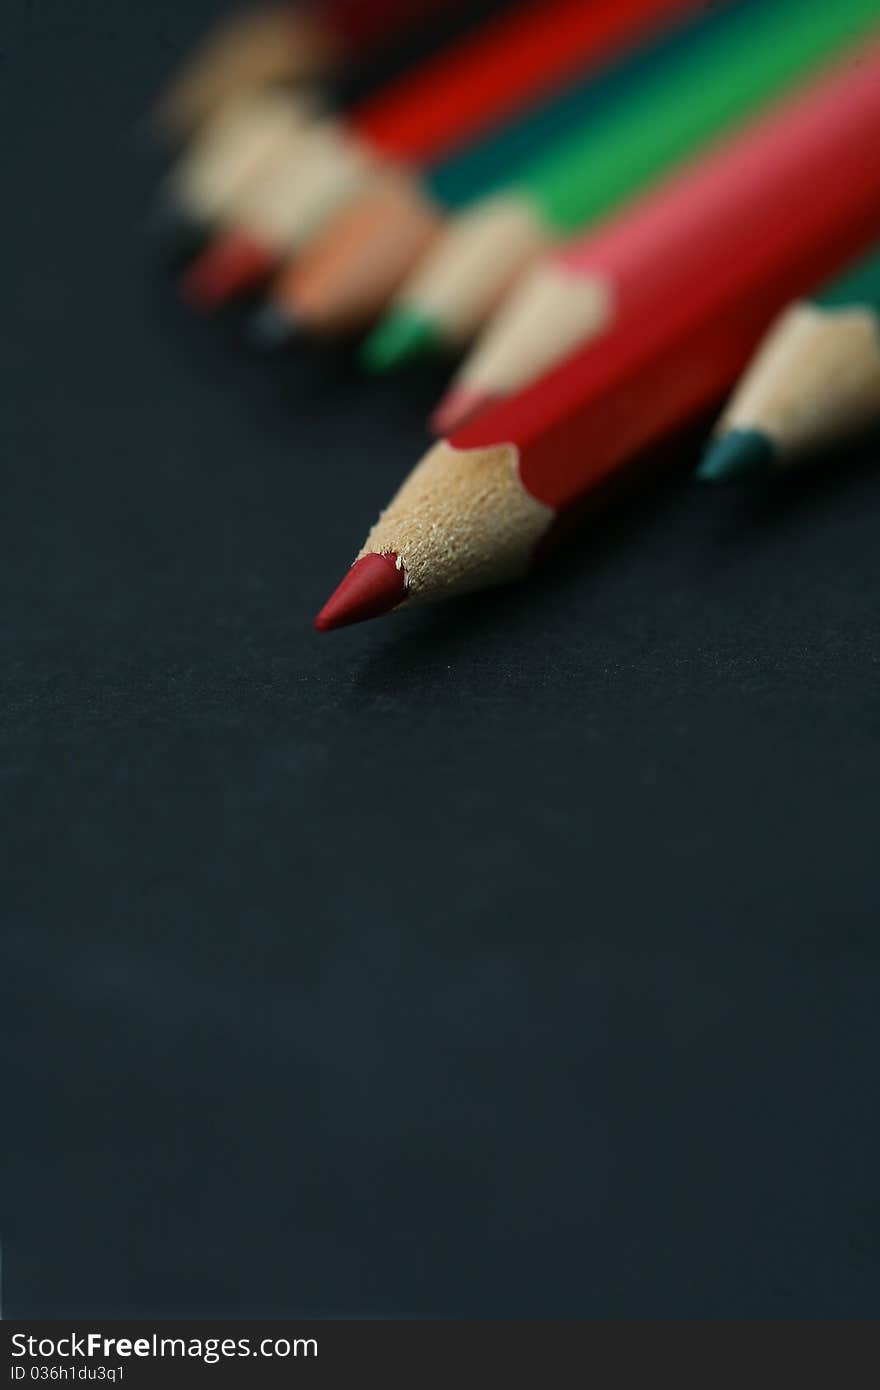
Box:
<box><xmin>716</xmin><ymin>302</ymin><xmax>880</xmax><ymax>461</ymax></box>
<box><xmin>220</xmin><ymin>124</ymin><xmax>376</xmax><ymax>246</ymax></box>
<box><xmin>360</xmin><ymin>442</ymin><xmax>553</xmax><ymax>600</ymax></box>
<box><xmin>163</xmin><ymin>89</ymin><xmax>314</xmax><ymax>223</ymax></box>
<box><xmin>711</xmin><ymin>241</ymin><xmax>880</xmax><ymax>462</ymax></box>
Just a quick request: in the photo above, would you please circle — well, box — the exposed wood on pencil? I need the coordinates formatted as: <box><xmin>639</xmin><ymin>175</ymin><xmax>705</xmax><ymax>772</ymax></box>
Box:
<box><xmin>180</xmin><ymin>122</ymin><xmax>378</xmax><ymax>305</ymax></box>
<box><xmin>433</xmin><ymin>265</ymin><xmax>611</xmax><ymax>432</ymax></box>
<box><xmin>698</xmin><ymin>244</ymin><xmax>880</xmax><ymax>480</ymax></box>
<box><xmin>717</xmin><ymin>308</ymin><xmax>880</xmax><ymax>460</ymax></box>
<box><xmin>156</xmin><ymin>5</ymin><xmax>336</xmax><ymax>141</ymax></box>
<box><xmin>265</xmin><ymin>177</ymin><xmax>442</xmax><ymax>336</ymax></box>
<box><xmin>156</xmin><ymin>88</ymin><xmax>315</xmax><ymax>248</ymax></box>
<box><xmin>361</xmin><ymin>197</ymin><xmax>548</xmax><ymax>369</ymax></box>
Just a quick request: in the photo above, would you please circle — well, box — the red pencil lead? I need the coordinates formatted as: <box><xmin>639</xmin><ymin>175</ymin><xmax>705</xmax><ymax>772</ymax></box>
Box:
<box><xmin>314</xmin><ymin>552</ymin><xmax>407</xmax><ymax>632</ymax></box>
<box><xmin>181</xmin><ymin>232</ymin><xmax>274</xmax><ymax>310</ymax></box>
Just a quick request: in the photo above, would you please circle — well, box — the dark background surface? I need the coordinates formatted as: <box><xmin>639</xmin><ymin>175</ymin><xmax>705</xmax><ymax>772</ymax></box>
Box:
<box><xmin>2</xmin><ymin>0</ymin><xmax>879</xmax><ymax>1318</ymax></box>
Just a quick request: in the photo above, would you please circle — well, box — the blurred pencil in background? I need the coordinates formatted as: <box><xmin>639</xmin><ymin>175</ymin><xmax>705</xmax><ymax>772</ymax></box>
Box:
<box><xmin>155</xmin><ymin>0</ymin><xmax>521</xmax><ymax>259</ymax></box>
<box><xmin>154</xmin><ymin>86</ymin><xmax>319</xmax><ymax>260</ymax></box>
<box><xmin>156</xmin><ymin>0</ymin><xmax>459</xmax><ymax>139</ymax></box>
<box><xmin>180</xmin><ymin>0</ymin><xmax>695</xmax><ymax>308</ymax></box>
<box><xmin>434</xmin><ymin>44</ymin><xmax>880</xmax><ymax>433</ymax></box>
<box><xmin>361</xmin><ymin>0</ymin><xmax>880</xmax><ymax>372</ymax></box>
<box><xmin>254</xmin><ymin>0</ymin><xmax>732</xmax><ymax>344</ymax></box>
<box><xmin>698</xmin><ymin>244</ymin><xmax>880</xmax><ymax>482</ymax></box>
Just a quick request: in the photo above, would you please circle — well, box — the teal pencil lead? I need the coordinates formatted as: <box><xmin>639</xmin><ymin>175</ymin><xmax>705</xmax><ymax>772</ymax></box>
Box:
<box><xmin>696</xmin><ymin>428</ymin><xmax>775</xmax><ymax>483</ymax></box>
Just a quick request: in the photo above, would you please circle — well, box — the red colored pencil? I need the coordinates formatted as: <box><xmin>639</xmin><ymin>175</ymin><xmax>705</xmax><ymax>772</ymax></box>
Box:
<box><xmin>350</xmin><ymin>0</ymin><xmax>698</xmax><ymax>165</ymax></box>
<box><xmin>184</xmin><ymin>0</ymin><xmax>697</xmax><ymax>306</ymax></box>
<box><xmin>438</xmin><ymin>42</ymin><xmax>880</xmax><ymax>432</ymax></box>
<box><xmin>315</xmin><ymin>129</ymin><xmax>880</xmax><ymax>629</ymax></box>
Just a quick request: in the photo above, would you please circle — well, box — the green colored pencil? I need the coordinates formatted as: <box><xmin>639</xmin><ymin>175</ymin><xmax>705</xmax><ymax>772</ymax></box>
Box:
<box><xmin>362</xmin><ymin>0</ymin><xmax>880</xmax><ymax>370</ymax></box>
<box><xmin>425</xmin><ymin>0</ymin><xmax>752</xmax><ymax>208</ymax></box>
<box><xmin>698</xmin><ymin>244</ymin><xmax>880</xmax><ymax>481</ymax></box>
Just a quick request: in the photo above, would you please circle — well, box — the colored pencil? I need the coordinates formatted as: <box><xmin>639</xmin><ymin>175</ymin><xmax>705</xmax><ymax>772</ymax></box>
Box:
<box><xmin>435</xmin><ymin>44</ymin><xmax>880</xmax><ymax>434</ymax></box>
<box><xmin>154</xmin><ymin>87</ymin><xmax>317</xmax><ymax>260</ymax></box>
<box><xmin>361</xmin><ymin>0</ymin><xmax>880</xmax><ymax>371</ymax></box>
<box><xmin>697</xmin><ymin>244</ymin><xmax>880</xmax><ymax>481</ymax></box>
<box><xmin>251</xmin><ymin>169</ymin><xmax>442</xmax><ymax>343</ymax></box>
<box><xmin>155</xmin><ymin>0</ymin><xmax>453</xmax><ymax>139</ymax></box>
<box><xmin>315</xmin><ymin>118</ymin><xmax>880</xmax><ymax>631</ymax></box>
<box><xmin>253</xmin><ymin>0</ymin><xmax>740</xmax><ymax>342</ymax></box>
<box><xmin>181</xmin><ymin>0</ymin><xmax>701</xmax><ymax>308</ymax></box>
<box><xmin>346</xmin><ymin>0</ymin><xmax>701</xmax><ymax>167</ymax></box>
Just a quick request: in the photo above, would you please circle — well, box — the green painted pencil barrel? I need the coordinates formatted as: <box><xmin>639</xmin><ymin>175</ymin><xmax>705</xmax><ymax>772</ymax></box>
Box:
<box><xmin>516</xmin><ymin>0</ymin><xmax>880</xmax><ymax>231</ymax></box>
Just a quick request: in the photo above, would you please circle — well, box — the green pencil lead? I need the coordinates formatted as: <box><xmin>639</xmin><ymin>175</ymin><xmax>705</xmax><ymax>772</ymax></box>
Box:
<box><xmin>360</xmin><ymin>310</ymin><xmax>441</xmax><ymax>373</ymax></box>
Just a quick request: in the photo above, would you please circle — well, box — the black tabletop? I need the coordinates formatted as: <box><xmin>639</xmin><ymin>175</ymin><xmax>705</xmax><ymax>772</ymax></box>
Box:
<box><xmin>3</xmin><ymin>0</ymin><xmax>879</xmax><ymax>1318</ymax></box>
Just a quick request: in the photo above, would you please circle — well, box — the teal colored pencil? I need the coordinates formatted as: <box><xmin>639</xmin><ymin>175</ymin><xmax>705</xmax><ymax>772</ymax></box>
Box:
<box><xmin>698</xmin><ymin>245</ymin><xmax>880</xmax><ymax>481</ymax></box>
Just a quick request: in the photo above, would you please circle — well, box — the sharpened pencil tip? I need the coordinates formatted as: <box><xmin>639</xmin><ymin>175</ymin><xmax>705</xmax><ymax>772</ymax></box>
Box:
<box><xmin>359</xmin><ymin>310</ymin><xmax>440</xmax><ymax>372</ymax></box>
<box><xmin>696</xmin><ymin>428</ymin><xmax>774</xmax><ymax>483</ymax></box>
<box><xmin>248</xmin><ymin>302</ymin><xmax>300</xmax><ymax>351</ymax></box>
<box><xmin>314</xmin><ymin>553</ymin><xmax>407</xmax><ymax>632</ymax></box>
<box><xmin>181</xmin><ymin>233</ymin><xmax>274</xmax><ymax>310</ymax></box>
<box><xmin>431</xmin><ymin>384</ymin><xmax>498</xmax><ymax>437</ymax></box>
